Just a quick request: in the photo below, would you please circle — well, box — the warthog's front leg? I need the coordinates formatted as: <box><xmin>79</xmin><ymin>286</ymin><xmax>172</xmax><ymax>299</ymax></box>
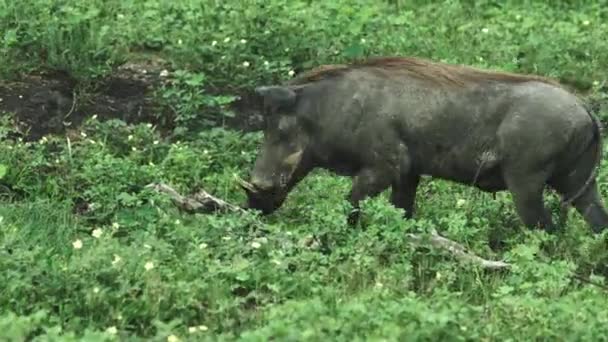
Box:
<box><xmin>347</xmin><ymin>168</ymin><xmax>394</xmax><ymax>225</ymax></box>
<box><xmin>390</xmin><ymin>173</ymin><xmax>420</xmax><ymax>219</ymax></box>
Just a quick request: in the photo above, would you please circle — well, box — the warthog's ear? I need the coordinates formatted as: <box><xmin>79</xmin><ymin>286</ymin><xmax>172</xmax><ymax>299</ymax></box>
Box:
<box><xmin>255</xmin><ymin>85</ymin><xmax>299</xmax><ymax>113</ymax></box>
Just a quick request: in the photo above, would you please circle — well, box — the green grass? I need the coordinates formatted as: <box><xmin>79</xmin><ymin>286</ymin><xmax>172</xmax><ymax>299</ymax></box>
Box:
<box><xmin>2</xmin><ymin>0</ymin><xmax>608</xmax><ymax>340</ymax></box>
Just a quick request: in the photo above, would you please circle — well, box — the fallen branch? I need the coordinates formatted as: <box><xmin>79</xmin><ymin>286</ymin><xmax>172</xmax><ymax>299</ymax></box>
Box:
<box><xmin>407</xmin><ymin>229</ymin><xmax>511</xmax><ymax>270</ymax></box>
<box><xmin>145</xmin><ymin>183</ymin><xmax>246</xmax><ymax>214</ymax></box>
<box><xmin>148</xmin><ymin>182</ymin><xmax>511</xmax><ymax>270</ymax></box>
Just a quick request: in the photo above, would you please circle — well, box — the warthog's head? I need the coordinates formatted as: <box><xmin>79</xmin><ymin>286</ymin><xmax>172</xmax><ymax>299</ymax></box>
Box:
<box><xmin>239</xmin><ymin>84</ymin><xmax>315</xmax><ymax>215</ymax></box>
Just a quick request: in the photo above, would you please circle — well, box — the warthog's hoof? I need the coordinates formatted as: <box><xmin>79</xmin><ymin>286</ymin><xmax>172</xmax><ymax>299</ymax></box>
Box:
<box><xmin>347</xmin><ymin>208</ymin><xmax>361</xmax><ymax>226</ymax></box>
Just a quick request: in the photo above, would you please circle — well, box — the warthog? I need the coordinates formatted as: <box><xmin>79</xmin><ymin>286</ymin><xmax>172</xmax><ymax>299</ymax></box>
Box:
<box><xmin>238</xmin><ymin>56</ymin><xmax>608</xmax><ymax>233</ymax></box>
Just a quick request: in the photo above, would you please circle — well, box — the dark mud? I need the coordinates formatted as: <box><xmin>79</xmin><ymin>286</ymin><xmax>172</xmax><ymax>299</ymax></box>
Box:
<box><xmin>0</xmin><ymin>57</ymin><xmax>264</xmax><ymax>141</ymax></box>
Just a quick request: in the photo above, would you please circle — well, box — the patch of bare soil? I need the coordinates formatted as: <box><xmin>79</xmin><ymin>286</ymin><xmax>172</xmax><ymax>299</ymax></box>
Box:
<box><xmin>0</xmin><ymin>57</ymin><xmax>264</xmax><ymax>141</ymax></box>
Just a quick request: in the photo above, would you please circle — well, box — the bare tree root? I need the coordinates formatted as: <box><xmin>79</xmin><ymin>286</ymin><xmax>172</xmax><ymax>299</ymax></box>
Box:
<box><xmin>147</xmin><ymin>182</ymin><xmax>512</xmax><ymax>270</ymax></box>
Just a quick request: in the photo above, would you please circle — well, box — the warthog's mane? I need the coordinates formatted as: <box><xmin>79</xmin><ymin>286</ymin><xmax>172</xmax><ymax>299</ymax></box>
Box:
<box><xmin>288</xmin><ymin>56</ymin><xmax>561</xmax><ymax>88</ymax></box>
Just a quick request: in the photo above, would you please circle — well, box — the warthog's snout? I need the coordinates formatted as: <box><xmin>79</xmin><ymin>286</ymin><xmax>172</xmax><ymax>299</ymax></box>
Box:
<box><xmin>249</xmin><ymin>177</ymin><xmax>275</xmax><ymax>192</ymax></box>
<box><xmin>237</xmin><ymin>176</ymin><xmax>286</xmax><ymax>215</ymax></box>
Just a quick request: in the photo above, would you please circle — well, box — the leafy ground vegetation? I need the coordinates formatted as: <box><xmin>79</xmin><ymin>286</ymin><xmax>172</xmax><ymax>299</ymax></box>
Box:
<box><xmin>2</xmin><ymin>0</ymin><xmax>608</xmax><ymax>340</ymax></box>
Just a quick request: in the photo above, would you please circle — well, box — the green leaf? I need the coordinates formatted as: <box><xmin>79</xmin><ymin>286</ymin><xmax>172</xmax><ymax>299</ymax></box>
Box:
<box><xmin>116</xmin><ymin>192</ymin><xmax>138</xmax><ymax>206</ymax></box>
<box><xmin>343</xmin><ymin>43</ymin><xmax>364</xmax><ymax>58</ymax></box>
<box><xmin>0</xmin><ymin>164</ymin><xmax>6</xmax><ymax>179</ymax></box>
<box><xmin>185</xmin><ymin>73</ymin><xmax>206</xmax><ymax>86</ymax></box>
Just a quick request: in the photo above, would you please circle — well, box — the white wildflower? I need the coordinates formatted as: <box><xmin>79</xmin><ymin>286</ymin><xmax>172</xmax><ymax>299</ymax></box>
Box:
<box><xmin>583</xmin><ymin>20</ymin><xmax>590</xmax><ymax>26</ymax></box>
<box><xmin>93</xmin><ymin>287</ymin><xmax>100</xmax><ymax>294</ymax></box>
<box><xmin>242</xmin><ymin>61</ymin><xmax>250</xmax><ymax>67</ymax></box>
<box><xmin>18</xmin><ymin>95</ymin><xmax>23</xmax><ymax>99</ymax></box>
<box><xmin>144</xmin><ymin>261</ymin><xmax>154</xmax><ymax>271</ymax></box>
<box><xmin>112</xmin><ymin>254</ymin><xmax>122</xmax><ymax>265</ymax></box>
<box><xmin>106</xmin><ymin>326</ymin><xmax>118</xmax><ymax>335</ymax></box>
<box><xmin>211</xmin><ymin>40</ymin><xmax>217</xmax><ymax>46</ymax></box>
<box><xmin>153</xmin><ymin>140</ymin><xmax>159</xmax><ymax>145</ymax></box>
<box><xmin>80</xmin><ymin>131</ymin><xmax>87</xmax><ymax>138</ymax></box>
<box><xmin>360</xmin><ymin>38</ymin><xmax>366</xmax><ymax>43</ymax></box>
<box><xmin>224</xmin><ymin>37</ymin><xmax>230</xmax><ymax>43</ymax></box>
<box><xmin>72</xmin><ymin>239</ymin><xmax>83</xmax><ymax>249</ymax></box>
<box><xmin>240</xmin><ymin>39</ymin><xmax>247</xmax><ymax>44</ymax></box>
<box><xmin>288</xmin><ymin>70</ymin><xmax>295</xmax><ymax>77</ymax></box>
<box><xmin>132</xmin><ymin>147</ymin><xmax>137</xmax><ymax>151</ymax></box>
<box><xmin>188</xmin><ymin>327</ymin><xmax>198</xmax><ymax>334</ymax></box>
<box><xmin>91</xmin><ymin>114</ymin><xmax>98</xmax><ymax>120</ymax></box>
<box><xmin>175</xmin><ymin>219</ymin><xmax>181</xmax><ymax>225</ymax></box>
<box><xmin>198</xmin><ymin>325</ymin><xmax>208</xmax><ymax>331</ymax></box>
<box><xmin>251</xmin><ymin>241</ymin><xmax>261</xmax><ymax>249</ymax></box>
<box><xmin>167</xmin><ymin>334</ymin><xmax>180</xmax><ymax>342</ymax></box>
<box><xmin>127</xmin><ymin>135</ymin><xmax>133</xmax><ymax>141</ymax></box>
<box><xmin>593</xmin><ymin>80</ymin><xmax>600</xmax><ymax>87</ymax></box>
<box><xmin>481</xmin><ymin>27</ymin><xmax>489</xmax><ymax>33</ymax></box>
<box><xmin>456</xmin><ymin>199</ymin><xmax>466</xmax><ymax>208</ymax></box>
<box><xmin>264</xmin><ymin>61</ymin><xmax>269</xmax><ymax>67</ymax></box>
<box><xmin>177</xmin><ymin>39</ymin><xmax>183</xmax><ymax>45</ymax></box>
<box><xmin>160</xmin><ymin>70</ymin><xmax>169</xmax><ymax>77</ymax></box>
<box><xmin>199</xmin><ymin>242</ymin><xmax>208</xmax><ymax>249</ymax></box>
<box><xmin>112</xmin><ymin>222</ymin><xmax>120</xmax><ymax>230</ymax></box>
<box><xmin>91</xmin><ymin>228</ymin><xmax>103</xmax><ymax>238</ymax></box>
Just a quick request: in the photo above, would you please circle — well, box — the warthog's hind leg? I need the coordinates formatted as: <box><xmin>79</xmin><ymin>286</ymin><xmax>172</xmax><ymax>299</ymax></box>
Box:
<box><xmin>504</xmin><ymin>167</ymin><xmax>556</xmax><ymax>232</ymax></box>
<box><xmin>551</xmin><ymin>177</ymin><xmax>608</xmax><ymax>233</ymax></box>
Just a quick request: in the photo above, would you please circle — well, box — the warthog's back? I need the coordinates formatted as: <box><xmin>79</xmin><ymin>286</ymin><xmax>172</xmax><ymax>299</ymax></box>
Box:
<box><xmin>290</xmin><ymin>57</ymin><xmax>591</xmax><ymax>187</ymax></box>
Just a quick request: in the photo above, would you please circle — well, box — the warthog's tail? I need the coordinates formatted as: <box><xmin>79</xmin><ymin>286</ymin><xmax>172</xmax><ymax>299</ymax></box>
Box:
<box><xmin>560</xmin><ymin>101</ymin><xmax>604</xmax><ymax>207</ymax></box>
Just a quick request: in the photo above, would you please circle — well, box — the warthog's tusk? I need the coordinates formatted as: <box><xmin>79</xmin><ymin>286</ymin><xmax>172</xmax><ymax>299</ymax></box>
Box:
<box><xmin>235</xmin><ymin>176</ymin><xmax>257</xmax><ymax>193</ymax></box>
<box><xmin>283</xmin><ymin>150</ymin><xmax>303</xmax><ymax>168</ymax></box>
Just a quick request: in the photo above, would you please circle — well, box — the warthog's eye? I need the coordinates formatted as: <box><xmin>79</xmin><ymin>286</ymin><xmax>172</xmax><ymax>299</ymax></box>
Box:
<box><xmin>277</xmin><ymin>116</ymin><xmax>296</xmax><ymax>134</ymax></box>
<box><xmin>279</xmin><ymin>173</ymin><xmax>288</xmax><ymax>187</ymax></box>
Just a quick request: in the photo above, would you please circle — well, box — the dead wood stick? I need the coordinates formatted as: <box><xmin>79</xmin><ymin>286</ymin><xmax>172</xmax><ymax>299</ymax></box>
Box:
<box><xmin>145</xmin><ymin>183</ymin><xmax>246</xmax><ymax>214</ymax></box>
<box><xmin>406</xmin><ymin>228</ymin><xmax>511</xmax><ymax>270</ymax></box>
<box><xmin>147</xmin><ymin>182</ymin><xmax>511</xmax><ymax>269</ymax></box>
